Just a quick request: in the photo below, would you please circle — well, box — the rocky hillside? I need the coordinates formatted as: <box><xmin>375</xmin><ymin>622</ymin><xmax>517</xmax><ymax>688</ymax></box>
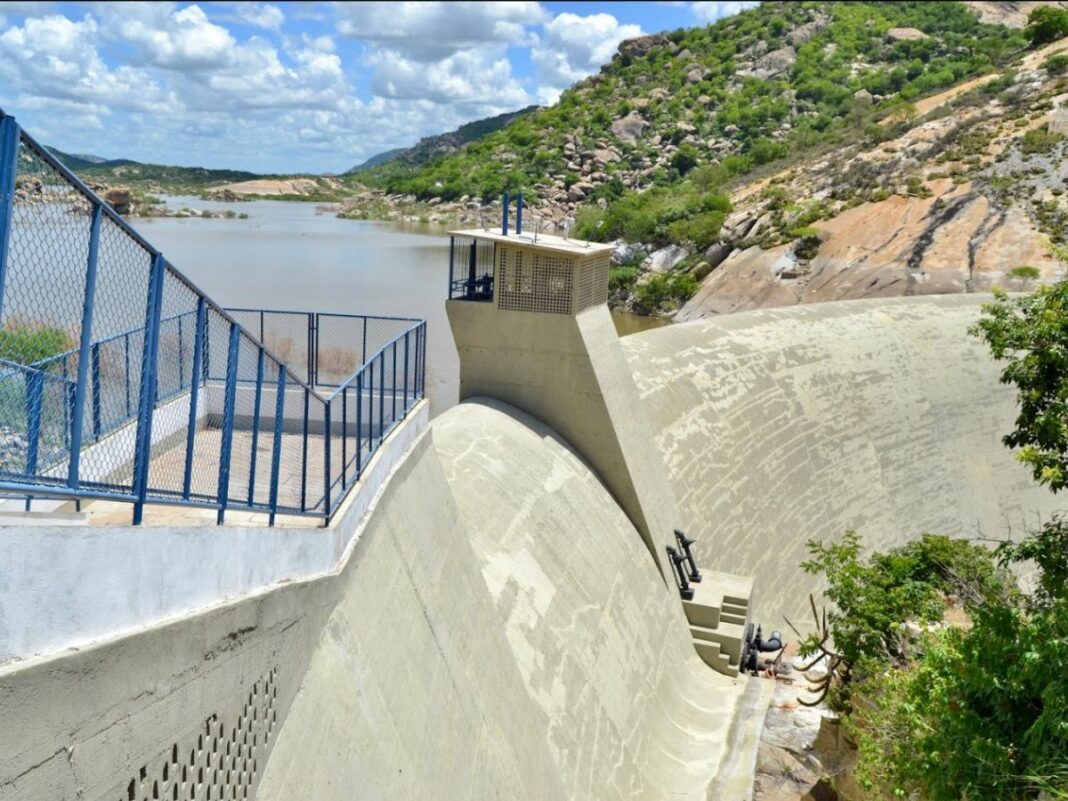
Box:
<box><xmin>348</xmin><ymin>1</ymin><xmax>1068</xmax><ymax>317</ymax></box>
<box><xmin>349</xmin><ymin>105</ymin><xmax>539</xmax><ymax>174</ymax></box>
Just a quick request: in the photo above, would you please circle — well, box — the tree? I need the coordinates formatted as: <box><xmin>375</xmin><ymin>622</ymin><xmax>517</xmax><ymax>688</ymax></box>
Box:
<box><xmin>970</xmin><ymin>284</ymin><xmax>1068</xmax><ymax>492</ymax></box>
<box><xmin>1026</xmin><ymin>6</ymin><xmax>1068</xmax><ymax>47</ymax></box>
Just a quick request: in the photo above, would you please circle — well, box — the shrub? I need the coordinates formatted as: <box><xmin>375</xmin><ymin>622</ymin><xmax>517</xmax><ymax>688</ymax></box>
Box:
<box><xmin>788</xmin><ymin>225</ymin><xmax>825</xmax><ymax>260</ymax></box>
<box><xmin>1009</xmin><ymin>265</ymin><xmax>1040</xmax><ymax>280</ymax></box>
<box><xmin>0</xmin><ymin>325</ymin><xmax>73</xmax><ymax>366</ymax></box>
<box><xmin>670</xmin><ymin>144</ymin><xmax>700</xmax><ymax>175</ymax></box>
<box><xmin>1046</xmin><ymin>54</ymin><xmax>1068</xmax><ymax>74</ymax></box>
<box><xmin>1027</xmin><ymin>6</ymin><xmax>1068</xmax><ymax>47</ymax></box>
<box><xmin>633</xmin><ymin>272</ymin><xmax>698</xmax><ymax>313</ymax></box>
<box><xmin>1021</xmin><ymin>126</ymin><xmax>1065</xmax><ymax>154</ymax></box>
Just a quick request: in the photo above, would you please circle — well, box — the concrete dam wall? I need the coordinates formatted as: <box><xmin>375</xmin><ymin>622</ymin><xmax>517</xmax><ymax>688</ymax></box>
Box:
<box><xmin>0</xmin><ymin>401</ymin><xmax>742</xmax><ymax>801</ymax></box>
<box><xmin>625</xmin><ymin>294</ymin><xmax>1062</xmax><ymax>628</ymax></box>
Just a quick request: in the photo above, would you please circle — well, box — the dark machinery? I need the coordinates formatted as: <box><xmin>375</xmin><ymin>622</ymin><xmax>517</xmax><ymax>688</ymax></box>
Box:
<box><xmin>741</xmin><ymin>624</ymin><xmax>784</xmax><ymax>675</ymax></box>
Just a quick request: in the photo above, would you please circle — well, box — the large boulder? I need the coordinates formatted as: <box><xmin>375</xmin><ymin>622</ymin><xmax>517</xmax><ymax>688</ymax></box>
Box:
<box><xmin>611</xmin><ymin>112</ymin><xmax>648</xmax><ymax>146</ymax></box>
<box><xmin>744</xmin><ymin>46</ymin><xmax>797</xmax><ymax>80</ymax></box>
<box><xmin>617</xmin><ymin>34</ymin><xmax>670</xmax><ymax>59</ymax></box>
<box><xmin>887</xmin><ymin>27</ymin><xmax>928</xmax><ymax>41</ymax></box>
<box><xmin>646</xmin><ymin>244</ymin><xmax>691</xmax><ymax>273</ymax></box>
<box><xmin>104</xmin><ymin>188</ymin><xmax>132</xmax><ymax>215</ymax></box>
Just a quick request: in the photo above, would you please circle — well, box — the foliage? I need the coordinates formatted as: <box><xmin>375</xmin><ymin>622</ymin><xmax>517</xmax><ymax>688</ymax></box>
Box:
<box><xmin>844</xmin><ymin>520</ymin><xmax>1068</xmax><ymax>800</ymax></box>
<box><xmin>632</xmin><ymin>272</ymin><xmax>698</xmax><ymax>314</ymax></box>
<box><xmin>609</xmin><ymin>265</ymin><xmax>641</xmax><ymax>295</ymax></box>
<box><xmin>971</xmin><ymin>285</ymin><xmax>1068</xmax><ymax>491</ymax></box>
<box><xmin>798</xmin><ymin>533</ymin><xmax>1008</xmax><ymax>698</ymax></box>
<box><xmin>788</xmin><ymin>226</ymin><xmax>825</xmax><ymax>260</ymax></box>
<box><xmin>1026</xmin><ymin>6</ymin><xmax>1068</xmax><ymax>47</ymax></box>
<box><xmin>1009</xmin><ymin>265</ymin><xmax>1041</xmax><ymax>280</ymax></box>
<box><xmin>1047</xmin><ymin>54</ymin><xmax>1068</xmax><ymax>75</ymax></box>
<box><xmin>0</xmin><ymin>325</ymin><xmax>72</xmax><ymax>366</ymax></box>
<box><xmin>1020</xmin><ymin>125</ymin><xmax>1066</xmax><ymax>154</ymax></box>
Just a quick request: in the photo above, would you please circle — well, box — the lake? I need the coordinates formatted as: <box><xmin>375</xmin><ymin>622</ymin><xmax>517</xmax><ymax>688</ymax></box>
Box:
<box><xmin>134</xmin><ymin>197</ymin><xmax>663</xmax><ymax>412</ymax></box>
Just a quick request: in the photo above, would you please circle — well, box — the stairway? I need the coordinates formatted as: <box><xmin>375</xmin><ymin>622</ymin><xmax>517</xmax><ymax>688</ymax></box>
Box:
<box><xmin>682</xmin><ymin>570</ymin><xmax>754</xmax><ymax>677</ymax></box>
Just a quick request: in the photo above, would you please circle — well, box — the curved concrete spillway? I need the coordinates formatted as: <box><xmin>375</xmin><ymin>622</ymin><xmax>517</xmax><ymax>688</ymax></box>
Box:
<box><xmin>258</xmin><ymin>401</ymin><xmax>742</xmax><ymax>800</ymax></box>
<box><xmin>624</xmin><ymin>295</ymin><xmax>1062</xmax><ymax>628</ymax></box>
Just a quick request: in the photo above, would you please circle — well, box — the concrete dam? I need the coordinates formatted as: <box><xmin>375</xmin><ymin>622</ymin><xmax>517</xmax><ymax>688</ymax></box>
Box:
<box><xmin>0</xmin><ymin>117</ymin><xmax>1061</xmax><ymax>800</ymax></box>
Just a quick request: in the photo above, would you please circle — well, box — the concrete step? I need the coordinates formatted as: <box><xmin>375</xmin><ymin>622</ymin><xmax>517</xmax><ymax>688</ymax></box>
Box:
<box><xmin>722</xmin><ymin>600</ymin><xmax>748</xmax><ymax>616</ymax></box>
<box><xmin>693</xmin><ymin>639</ymin><xmax>737</xmax><ymax>677</ymax></box>
<box><xmin>691</xmin><ymin>620</ymin><xmax>747</xmax><ymax>665</ymax></box>
<box><xmin>721</xmin><ymin>612</ymin><xmax>748</xmax><ymax>626</ymax></box>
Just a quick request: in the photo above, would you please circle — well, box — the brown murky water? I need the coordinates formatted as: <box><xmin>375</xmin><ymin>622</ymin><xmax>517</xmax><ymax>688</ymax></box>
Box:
<box><xmin>135</xmin><ymin>198</ymin><xmax>666</xmax><ymax>413</ymax></box>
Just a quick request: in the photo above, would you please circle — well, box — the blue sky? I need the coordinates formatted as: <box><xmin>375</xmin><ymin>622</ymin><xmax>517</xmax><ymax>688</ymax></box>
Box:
<box><xmin>0</xmin><ymin>1</ymin><xmax>756</xmax><ymax>173</ymax></box>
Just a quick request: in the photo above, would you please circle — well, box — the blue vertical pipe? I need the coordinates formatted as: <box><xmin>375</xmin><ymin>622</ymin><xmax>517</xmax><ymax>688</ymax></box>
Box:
<box><xmin>132</xmin><ymin>253</ymin><xmax>166</xmax><ymax>524</ymax></box>
<box><xmin>177</xmin><ymin>315</ymin><xmax>184</xmax><ymax>391</ymax></box>
<box><xmin>67</xmin><ymin>203</ymin><xmax>103</xmax><ymax>487</ymax></box>
<box><xmin>299</xmin><ymin>386</ymin><xmax>309</xmax><ymax>511</ymax></box>
<box><xmin>391</xmin><ymin>341</ymin><xmax>397</xmax><ymax>423</ymax></box>
<box><xmin>246</xmin><ymin>347</ymin><xmax>265</xmax><ymax>507</ymax></box>
<box><xmin>310</xmin><ymin>313</ymin><xmax>318</xmax><ymax>387</ymax></box>
<box><xmin>90</xmin><ymin>342</ymin><xmax>101</xmax><ymax>438</ymax></box>
<box><xmin>267</xmin><ymin>367</ymin><xmax>286</xmax><ymax>526</ymax></box>
<box><xmin>24</xmin><ymin>371</ymin><xmax>42</xmax><ymax>476</ymax></box>
<box><xmin>214</xmin><ymin>323</ymin><xmax>240</xmax><ymax>524</ymax></box>
<box><xmin>0</xmin><ymin>116</ymin><xmax>20</xmax><ymax>319</ymax></box>
<box><xmin>181</xmin><ymin>298</ymin><xmax>206</xmax><ymax>500</ymax></box>
<box><xmin>361</xmin><ymin>317</ymin><xmax>367</xmax><ymax>367</ymax></box>
<box><xmin>502</xmin><ymin>191</ymin><xmax>509</xmax><ymax>235</ymax></box>
<box><xmin>516</xmin><ymin>192</ymin><xmax>523</xmax><ymax>235</ymax></box>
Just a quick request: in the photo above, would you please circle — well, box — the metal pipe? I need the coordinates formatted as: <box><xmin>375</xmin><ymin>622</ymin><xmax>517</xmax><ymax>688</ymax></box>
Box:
<box><xmin>268</xmin><ymin>367</ymin><xmax>286</xmax><ymax>526</ymax></box>
<box><xmin>0</xmin><ymin>116</ymin><xmax>20</xmax><ymax>319</ymax></box>
<box><xmin>247</xmin><ymin>347</ymin><xmax>265</xmax><ymax>506</ymax></box>
<box><xmin>214</xmin><ymin>323</ymin><xmax>241</xmax><ymax>525</ymax></box>
<box><xmin>666</xmin><ymin>546</ymin><xmax>694</xmax><ymax>601</ymax></box>
<box><xmin>132</xmin><ymin>252</ymin><xmax>166</xmax><ymax>525</ymax></box>
<box><xmin>182</xmin><ymin>298</ymin><xmax>206</xmax><ymax>500</ymax></box>
<box><xmin>516</xmin><ymin>192</ymin><xmax>523</xmax><ymax>235</ymax></box>
<box><xmin>502</xmin><ymin>191</ymin><xmax>509</xmax><ymax>235</ymax></box>
<box><xmin>674</xmin><ymin>529</ymin><xmax>702</xmax><ymax>583</ymax></box>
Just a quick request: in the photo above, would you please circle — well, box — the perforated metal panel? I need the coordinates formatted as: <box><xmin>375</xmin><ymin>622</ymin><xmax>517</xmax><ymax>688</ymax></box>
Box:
<box><xmin>495</xmin><ymin>246</ymin><xmax>575</xmax><ymax>315</ymax></box>
<box><xmin>574</xmin><ymin>253</ymin><xmax>610</xmax><ymax>312</ymax></box>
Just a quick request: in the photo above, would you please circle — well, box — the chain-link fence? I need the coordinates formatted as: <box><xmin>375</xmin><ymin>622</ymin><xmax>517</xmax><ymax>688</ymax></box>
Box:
<box><xmin>0</xmin><ymin>109</ymin><xmax>427</xmax><ymax>523</ymax></box>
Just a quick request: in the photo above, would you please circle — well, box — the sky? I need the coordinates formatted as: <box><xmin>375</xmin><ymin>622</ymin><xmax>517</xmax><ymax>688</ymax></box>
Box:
<box><xmin>0</xmin><ymin>1</ymin><xmax>757</xmax><ymax>174</ymax></box>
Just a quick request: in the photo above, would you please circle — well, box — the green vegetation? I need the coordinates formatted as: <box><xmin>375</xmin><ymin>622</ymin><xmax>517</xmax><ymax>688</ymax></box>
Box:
<box><xmin>0</xmin><ymin>325</ymin><xmax>72</xmax><ymax>366</ymax></box>
<box><xmin>971</xmin><ymin>284</ymin><xmax>1068</xmax><ymax>491</ymax></box>
<box><xmin>1020</xmin><ymin>125</ymin><xmax>1065</xmax><ymax>154</ymax></box>
<box><xmin>1009</xmin><ymin>265</ymin><xmax>1041</xmax><ymax>280</ymax></box>
<box><xmin>1046</xmin><ymin>54</ymin><xmax>1068</xmax><ymax>75</ymax></box>
<box><xmin>632</xmin><ymin>272</ymin><xmax>698</xmax><ymax>313</ymax></box>
<box><xmin>1026</xmin><ymin>6</ymin><xmax>1068</xmax><ymax>47</ymax></box>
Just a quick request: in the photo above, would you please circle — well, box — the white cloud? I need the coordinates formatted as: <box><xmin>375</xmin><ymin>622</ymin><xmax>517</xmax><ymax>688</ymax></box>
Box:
<box><xmin>531</xmin><ymin>12</ymin><xmax>642</xmax><ymax>99</ymax></box>
<box><xmin>107</xmin><ymin>4</ymin><xmax>237</xmax><ymax>71</ymax></box>
<box><xmin>334</xmin><ymin>1</ymin><xmax>547</xmax><ymax>61</ymax></box>
<box><xmin>0</xmin><ymin>14</ymin><xmax>178</xmax><ymax>114</ymax></box>
<box><xmin>367</xmin><ymin>47</ymin><xmax>530</xmax><ymax>108</ymax></box>
<box><xmin>691</xmin><ymin>1</ymin><xmax>757</xmax><ymax>24</ymax></box>
<box><xmin>229</xmin><ymin>2</ymin><xmax>283</xmax><ymax>31</ymax></box>
<box><xmin>0</xmin><ymin>2</ymin><xmax>54</xmax><ymax>14</ymax></box>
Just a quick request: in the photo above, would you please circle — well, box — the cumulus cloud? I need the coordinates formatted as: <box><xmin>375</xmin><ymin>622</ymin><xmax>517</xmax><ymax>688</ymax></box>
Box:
<box><xmin>228</xmin><ymin>2</ymin><xmax>283</xmax><ymax>31</ymax></box>
<box><xmin>531</xmin><ymin>12</ymin><xmax>642</xmax><ymax>102</ymax></box>
<box><xmin>691</xmin><ymin>1</ymin><xmax>757</xmax><ymax>24</ymax></box>
<box><xmin>334</xmin><ymin>1</ymin><xmax>546</xmax><ymax>61</ymax></box>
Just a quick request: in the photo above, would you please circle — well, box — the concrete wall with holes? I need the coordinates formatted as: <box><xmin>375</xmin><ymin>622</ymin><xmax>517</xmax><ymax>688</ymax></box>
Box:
<box><xmin>624</xmin><ymin>295</ymin><xmax>1063</xmax><ymax>630</ymax></box>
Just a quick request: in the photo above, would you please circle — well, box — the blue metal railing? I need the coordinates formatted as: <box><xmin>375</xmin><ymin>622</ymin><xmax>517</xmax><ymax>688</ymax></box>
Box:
<box><xmin>0</xmin><ymin>108</ymin><xmax>427</xmax><ymax>524</ymax></box>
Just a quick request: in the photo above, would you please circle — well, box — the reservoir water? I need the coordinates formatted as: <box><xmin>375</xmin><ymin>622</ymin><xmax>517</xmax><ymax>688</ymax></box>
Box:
<box><xmin>134</xmin><ymin>196</ymin><xmax>662</xmax><ymax>412</ymax></box>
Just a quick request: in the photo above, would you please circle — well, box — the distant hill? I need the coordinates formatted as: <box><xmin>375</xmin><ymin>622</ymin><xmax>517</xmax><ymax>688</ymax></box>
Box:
<box><xmin>46</xmin><ymin>147</ymin><xmax>140</xmax><ymax>171</ymax></box>
<box><xmin>346</xmin><ymin>105</ymin><xmax>540</xmax><ymax>174</ymax></box>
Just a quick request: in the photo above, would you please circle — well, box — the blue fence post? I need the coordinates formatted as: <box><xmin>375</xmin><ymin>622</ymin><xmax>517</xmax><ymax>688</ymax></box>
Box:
<box><xmin>90</xmin><ymin>342</ymin><xmax>101</xmax><ymax>438</ymax></box>
<box><xmin>306</xmin><ymin>312</ymin><xmax>314</xmax><ymax>385</ymax></box>
<box><xmin>323</xmin><ymin>401</ymin><xmax>332</xmax><ymax>518</ymax></box>
<box><xmin>355</xmin><ymin>371</ymin><xmax>363</xmax><ymax>476</ymax></box>
<box><xmin>341</xmin><ymin>386</ymin><xmax>348</xmax><ymax>487</ymax></box>
<box><xmin>246</xmin><ymin>346</ymin><xmax>265</xmax><ymax>507</ymax></box>
<box><xmin>502</xmin><ymin>191</ymin><xmax>509</xmax><ymax>235</ymax></box>
<box><xmin>215</xmin><ymin>323</ymin><xmax>240</xmax><ymax>524</ymax></box>
<box><xmin>311</xmin><ymin>313</ymin><xmax>318</xmax><ymax>387</ymax></box>
<box><xmin>267</xmin><ymin>367</ymin><xmax>286</xmax><ymax>526</ymax></box>
<box><xmin>391</xmin><ymin>341</ymin><xmax>397</xmax><ymax>423</ymax></box>
<box><xmin>403</xmin><ymin>331</ymin><xmax>410</xmax><ymax>414</ymax></box>
<box><xmin>447</xmin><ymin>236</ymin><xmax>455</xmax><ymax>298</ymax></box>
<box><xmin>24</xmin><ymin>371</ymin><xmax>42</xmax><ymax>476</ymax></box>
<box><xmin>132</xmin><ymin>253</ymin><xmax>167</xmax><ymax>525</ymax></box>
<box><xmin>367</xmin><ymin>358</ymin><xmax>374</xmax><ymax>454</ymax></box>
<box><xmin>0</xmin><ymin>115</ymin><xmax>20</xmax><ymax>318</ymax></box>
<box><xmin>378</xmin><ymin>350</ymin><xmax>385</xmax><ymax>447</ymax></box>
<box><xmin>299</xmin><ymin>386</ymin><xmax>309</xmax><ymax>513</ymax></box>
<box><xmin>421</xmin><ymin>323</ymin><xmax>427</xmax><ymax>397</ymax></box>
<box><xmin>177</xmin><ymin>315</ymin><xmax>185</xmax><ymax>390</ymax></box>
<box><xmin>67</xmin><ymin>202</ymin><xmax>103</xmax><ymax>488</ymax></box>
<box><xmin>123</xmin><ymin>333</ymin><xmax>131</xmax><ymax>417</ymax></box>
<box><xmin>362</xmin><ymin>317</ymin><xmax>367</xmax><ymax>366</ymax></box>
<box><xmin>516</xmin><ymin>191</ymin><xmax>523</xmax><ymax>235</ymax></box>
<box><xmin>181</xmin><ymin>298</ymin><xmax>206</xmax><ymax>500</ymax></box>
